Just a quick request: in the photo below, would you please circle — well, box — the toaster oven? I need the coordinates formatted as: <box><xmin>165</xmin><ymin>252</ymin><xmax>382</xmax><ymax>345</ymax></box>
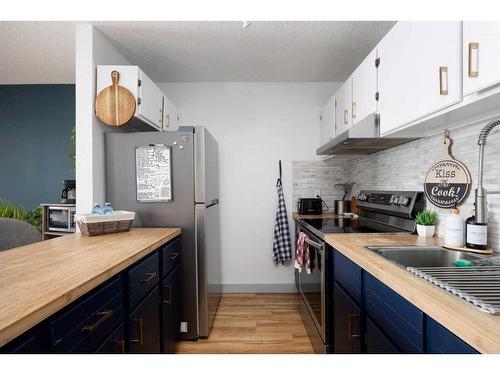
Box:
<box><xmin>48</xmin><ymin>206</ymin><xmax>76</xmax><ymax>232</ymax></box>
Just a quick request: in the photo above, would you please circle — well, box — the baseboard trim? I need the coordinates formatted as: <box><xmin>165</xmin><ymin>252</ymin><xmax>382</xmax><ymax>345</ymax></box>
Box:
<box><xmin>221</xmin><ymin>283</ymin><xmax>297</xmax><ymax>293</ymax></box>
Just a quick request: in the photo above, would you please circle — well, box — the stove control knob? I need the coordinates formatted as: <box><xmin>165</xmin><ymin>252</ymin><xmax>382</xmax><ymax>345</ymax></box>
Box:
<box><xmin>401</xmin><ymin>197</ymin><xmax>411</xmax><ymax>206</ymax></box>
<box><xmin>357</xmin><ymin>193</ymin><xmax>367</xmax><ymax>201</ymax></box>
<box><xmin>390</xmin><ymin>195</ymin><xmax>398</xmax><ymax>204</ymax></box>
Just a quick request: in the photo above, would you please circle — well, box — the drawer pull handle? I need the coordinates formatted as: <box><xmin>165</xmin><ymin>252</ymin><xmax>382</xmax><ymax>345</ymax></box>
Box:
<box><xmin>81</xmin><ymin>310</ymin><xmax>113</xmax><ymax>333</ymax></box>
<box><xmin>468</xmin><ymin>42</ymin><xmax>479</xmax><ymax>78</ymax></box>
<box><xmin>114</xmin><ymin>339</ymin><xmax>125</xmax><ymax>354</ymax></box>
<box><xmin>140</xmin><ymin>272</ymin><xmax>157</xmax><ymax>283</ymax></box>
<box><xmin>131</xmin><ymin>318</ymin><xmax>144</xmax><ymax>346</ymax></box>
<box><xmin>163</xmin><ymin>284</ymin><xmax>172</xmax><ymax>304</ymax></box>
<box><xmin>348</xmin><ymin>313</ymin><xmax>361</xmax><ymax>340</ymax></box>
<box><xmin>168</xmin><ymin>252</ymin><xmax>179</xmax><ymax>260</ymax></box>
<box><xmin>439</xmin><ymin>66</ymin><xmax>448</xmax><ymax>95</ymax></box>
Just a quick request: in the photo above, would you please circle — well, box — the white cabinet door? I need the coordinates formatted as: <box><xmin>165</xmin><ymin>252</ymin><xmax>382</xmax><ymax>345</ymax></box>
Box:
<box><xmin>378</xmin><ymin>22</ymin><xmax>461</xmax><ymax>136</ymax></box>
<box><xmin>335</xmin><ymin>78</ymin><xmax>352</xmax><ymax>135</ymax></box>
<box><xmin>320</xmin><ymin>96</ymin><xmax>335</xmax><ymax>145</ymax></box>
<box><xmin>138</xmin><ymin>70</ymin><xmax>164</xmax><ymax>130</ymax></box>
<box><xmin>163</xmin><ymin>96</ymin><xmax>179</xmax><ymax>131</ymax></box>
<box><xmin>463</xmin><ymin>22</ymin><xmax>500</xmax><ymax>96</ymax></box>
<box><xmin>352</xmin><ymin>49</ymin><xmax>378</xmax><ymax>125</ymax></box>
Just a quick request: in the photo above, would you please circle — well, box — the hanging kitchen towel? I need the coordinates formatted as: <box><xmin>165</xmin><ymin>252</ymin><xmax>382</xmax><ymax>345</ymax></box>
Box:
<box><xmin>273</xmin><ymin>160</ymin><xmax>292</xmax><ymax>264</ymax></box>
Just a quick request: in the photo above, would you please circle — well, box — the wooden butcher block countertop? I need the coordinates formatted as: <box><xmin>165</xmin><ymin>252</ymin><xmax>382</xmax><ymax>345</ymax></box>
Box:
<box><xmin>0</xmin><ymin>227</ymin><xmax>181</xmax><ymax>348</ymax></box>
<box><xmin>325</xmin><ymin>233</ymin><xmax>500</xmax><ymax>354</ymax></box>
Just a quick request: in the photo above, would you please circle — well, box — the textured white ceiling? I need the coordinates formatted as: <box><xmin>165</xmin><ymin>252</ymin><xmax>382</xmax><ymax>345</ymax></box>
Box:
<box><xmin>0</xmin><ymin>21</ymin><xmax>395</xmax><ymax>84</ymax></box>
<box><xmin>0</xmin><ymin>22</ymin><xmax>76</xmax><ymax>84</ymax></box>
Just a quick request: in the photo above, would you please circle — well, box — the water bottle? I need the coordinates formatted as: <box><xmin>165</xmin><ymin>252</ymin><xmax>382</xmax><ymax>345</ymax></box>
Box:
<box><xmin>91</xmin><ymin>203</ymin><xmax>103</xmax><ymax>215</ymax></box>
<box><xmin>103</xmin><ymin>202</ymin><xmax>114</xmax><ymax>215</ymax></box>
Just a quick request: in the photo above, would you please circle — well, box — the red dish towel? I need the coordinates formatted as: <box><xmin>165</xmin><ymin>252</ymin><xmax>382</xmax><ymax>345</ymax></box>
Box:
<box><xmin>295</xmin><ymin>232</ymin><xmax>313</xmax><ymax>274</ymax></box>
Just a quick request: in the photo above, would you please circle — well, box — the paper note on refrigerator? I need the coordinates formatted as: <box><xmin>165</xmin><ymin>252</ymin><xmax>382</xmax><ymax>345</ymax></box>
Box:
<box><xmin>135</xmin><ymin>145</ymin><xmax>172</xmax><ymax>202</ymax></box>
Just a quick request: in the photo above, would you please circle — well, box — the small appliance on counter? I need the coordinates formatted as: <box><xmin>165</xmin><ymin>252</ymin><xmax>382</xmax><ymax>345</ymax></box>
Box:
<box><xmin>60</xmin><ymin>180</ymin><xmax>76</xmax><ymax>204</ymax></box>
<box><xmin>41</xmin><ymin>203</ymin><xmax>76</xmax><ymax>240</ymax></box>
<box><xmin>297</xmin><ymin>198</ymin><xmax>323</xmax><ymax>214</ymax></box>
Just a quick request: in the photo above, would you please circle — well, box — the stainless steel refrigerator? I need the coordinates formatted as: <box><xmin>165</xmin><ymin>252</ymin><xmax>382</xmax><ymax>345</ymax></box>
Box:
<box><xmin>105</xmin><ymin>126</ymin><xmax>221</xmax><ymax>340</ymax></box>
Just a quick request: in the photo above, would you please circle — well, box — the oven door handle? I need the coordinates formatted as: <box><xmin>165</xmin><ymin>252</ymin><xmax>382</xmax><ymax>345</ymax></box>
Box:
<box><xmin>304</xmin><ymin>237</ymin><xmax>324</xmax><ymax>252</ymax></box>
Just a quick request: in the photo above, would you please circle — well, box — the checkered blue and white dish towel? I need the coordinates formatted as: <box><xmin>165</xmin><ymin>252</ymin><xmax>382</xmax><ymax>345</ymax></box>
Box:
<box><xmin>273</xmin><ymin>160</ymin><xmax>292</xmax><ymax>264</ymax></box>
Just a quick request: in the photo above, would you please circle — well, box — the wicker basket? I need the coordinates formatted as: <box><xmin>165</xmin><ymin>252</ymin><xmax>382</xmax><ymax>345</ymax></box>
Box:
<box><xmin>75</xmin><ymin>211</ymin><xmax>135</xmax><ymax>236</ymax></box>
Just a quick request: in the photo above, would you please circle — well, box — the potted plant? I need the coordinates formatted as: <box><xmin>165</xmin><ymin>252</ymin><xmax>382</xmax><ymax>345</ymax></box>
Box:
<box><xmin>415</xmin><ymin>209</ymin><xmax>438</xmax><ymax>237</ymax></box>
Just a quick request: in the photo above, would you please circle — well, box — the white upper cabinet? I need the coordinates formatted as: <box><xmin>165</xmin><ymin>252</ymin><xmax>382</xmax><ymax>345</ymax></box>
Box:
<box><xmin>377</xmin><ymin>22</ymin><xmax>461</xmax><ymax>136</ymax></box>
<box><xmin>163</xmin><ymin>96</ymin><xmax>180</xmax><ymax>131</ymax></box>
<box><xmin>463</xmin><ymin>22</ymin><xmax>500</xmax><ymax>96</ymax></box>
<box><xmin>138</xmin><ymin>69</ymin><xmax>164</xmax><ymax>130</ymax></box>
<box><xmin>335</xmin><ymin>78</ymin><xmax>353</xmax><ymax>135</ymax></box>
<box><xmin>320</xmin><ymin>95</ymin><xmax>336</xmax><ymax>145</ymax></box>
<box><xmin>352</xmin><ymin>49</ymin><xmax>378</xmax><ymax>125</ymax></box>
<box><xmin>97</xmin><ymin>65</ymin><xmax>178</xmax><ymax>132</ymax></box>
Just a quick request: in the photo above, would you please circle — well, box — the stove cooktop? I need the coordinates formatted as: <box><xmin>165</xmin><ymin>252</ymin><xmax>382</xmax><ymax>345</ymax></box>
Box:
<box><xmin>301</xmin><ymin>218</ymin><xmax>384</xmax><ymax>238</ymax></box>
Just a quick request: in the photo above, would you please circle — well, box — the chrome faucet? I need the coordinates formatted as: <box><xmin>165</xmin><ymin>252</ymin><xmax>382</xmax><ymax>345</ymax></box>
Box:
<box><xmin>475</xmin><ymin>118</ymin><xmax>500</xmax><ymax>223</ymax></box>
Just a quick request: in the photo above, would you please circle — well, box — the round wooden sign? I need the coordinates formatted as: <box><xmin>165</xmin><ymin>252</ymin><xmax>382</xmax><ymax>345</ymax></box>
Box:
<box><xmin>423</xmin><ymin>136</ymin><xmax>472</xmax><ymax>208</ymax></box>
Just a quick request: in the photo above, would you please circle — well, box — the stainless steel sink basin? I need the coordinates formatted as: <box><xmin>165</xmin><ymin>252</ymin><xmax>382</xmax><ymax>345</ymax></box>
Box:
<box><xmin>366</xmin><ymin>245</ymin><xmax>484</xmax><ymax>268</ymax></box>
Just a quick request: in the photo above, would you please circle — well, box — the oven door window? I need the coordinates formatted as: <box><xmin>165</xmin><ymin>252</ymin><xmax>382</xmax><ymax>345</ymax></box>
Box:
<box><xmin>299</xmin><ymin>247</ymin><xmax>323</xmax><ymax>331</ymax></box>
<box><xmin>48</xmin><ymin>209</ymin><xmax>70</xmax><ymax>231</ymax></box>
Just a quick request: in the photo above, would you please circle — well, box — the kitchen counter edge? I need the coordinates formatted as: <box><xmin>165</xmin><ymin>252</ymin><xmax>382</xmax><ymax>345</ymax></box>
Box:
<box><xmin>324</xmin><ymin>232</ymin><xmax>500</xmax><ymax>354</ymax></box>
<box><xmin>0</xmin><ymin>227</ymin><xmax>181</xmax><ymax>348</ymax></box>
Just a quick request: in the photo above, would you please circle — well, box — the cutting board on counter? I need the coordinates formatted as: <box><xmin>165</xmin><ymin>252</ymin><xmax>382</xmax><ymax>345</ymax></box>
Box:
<box><xmin>95</xmin><ymin>70</ymin><xmax>136</xmax><ymax>126</ymax></box>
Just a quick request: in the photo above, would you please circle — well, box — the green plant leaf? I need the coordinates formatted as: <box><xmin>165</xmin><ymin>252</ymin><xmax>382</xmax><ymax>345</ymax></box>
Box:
<box><xmin>415</xmin><ymin>209</ymin><xmax>438</xmax><ymax>226</ymax></box>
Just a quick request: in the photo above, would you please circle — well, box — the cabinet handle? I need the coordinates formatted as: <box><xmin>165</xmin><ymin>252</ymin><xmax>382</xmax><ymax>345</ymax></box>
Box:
<box><xmin>168</xmin><ymin>252</ymin><xmax>179</xmax><ymax>260</ymax></box>
<box><xmin>81</xmin><ymin>310</ymin><xmax>113</xmax><ymax>333</ymax></box>
<box><xmin>468</xmin><ymin>42</ymin><xmax>479</xmax><ymax>78</ymax></box>
<box><xmin>140</xmin><ymin>272</ymin><xmax>157</xmax><ymax>283</ymax></box>
<box><xmin>343</xmin><ymin>109</ymin><xmax>349</xmax><ymax>125</ymax></box>
<box><xmin>439</xmin><ymin>66</ymin><xmax>448</xmax><ymax>95</ymax></box>
<box><xmin>114</xmin><ymin>339</ymin><xmax>125</xmax><ymax>354</ymax></box>
<box><xmin>348</xmin><ymin>313</ymin><xmax>361</xmax><ymax>340</ymax></box>
<box><xmin>352</xmin><ymin>102</ymin><xmax>357</xmax><ymax>120</ymax></box>
<box><xmin>163</xmin><ymin>284</ymin><xmax>172</xmax><ymax>304</ymax></box>
<box><xmin>131</xmin><ymin>318</ymin><xmax>144</xmax><ymax>346</ymax></box>
<box><xmin>165</xmin><ymin>114</ymin><xmax>170</xmax><ymax>128</ymax></box>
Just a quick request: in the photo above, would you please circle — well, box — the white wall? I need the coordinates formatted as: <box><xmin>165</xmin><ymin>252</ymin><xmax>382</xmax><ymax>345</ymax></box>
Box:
<box><xmin>159</xmin><ymin>82</ymin><xmax>338</xmax><ymax>291</ymax></box>
<box><xmin>75</xmin><ymin>25</ymin><xmax>129</xmax><ymax>215</ymax></box>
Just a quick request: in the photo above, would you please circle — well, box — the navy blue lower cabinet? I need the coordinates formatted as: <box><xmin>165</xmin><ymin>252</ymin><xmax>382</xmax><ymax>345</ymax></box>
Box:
<box><xmin>334</xmin><ymin>249</ymin><xmax>363</xmax><ymax>305</ymax></box>
<box><xmin>0</xmin><ymin>323</ymin><xmax>50</xmax><ymax>353</ymax></box>
<box><xmin>364</xmin><ymin>273</ymin><xmax>424</xmax><ymax>353</ymax></box>
<box><xmin>333</xmin><ymin>282</ymin><xmax>362</xmax><ymax>353</ymax></box>
<box><xmin>161</xmin><ymin>265</ymin><xmax>181</xmax><ymax>354</ymax></box>
<box><xmin>128</xmin><ymin>286</ymin><xmax>161</xmax><ymax>353</ymax></box>
<box><xmin>94</xmin><ymin>324</ymin><xmax>125</xmax><ymax>353</ymax></box>
<box><xmin>425</xmin><ymin>317</ymin><xmax>479</xmax><ymax>354</ymax></box>
<box><xmin>51</xmin><ymin>277</ymin><xmax>123</xmax><ymax>353</ymax></box>
<box><xmin>366</xmin><ymin>318</ymin><xmax>400</xmax><ymax>354</ymax></box>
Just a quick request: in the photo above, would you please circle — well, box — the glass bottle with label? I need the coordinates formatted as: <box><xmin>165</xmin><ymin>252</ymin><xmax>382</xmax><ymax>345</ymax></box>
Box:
<box><xmin>465</xmin><ymin>209</ymin><xmax>488</xmax><ymax>250</ymax></box>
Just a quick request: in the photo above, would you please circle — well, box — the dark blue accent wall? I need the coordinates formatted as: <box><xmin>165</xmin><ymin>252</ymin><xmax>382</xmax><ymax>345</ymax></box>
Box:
<box><xmin>0</xmin><ymin>85</ymin><xmax>75</xmax><ymax>209</ymax></box>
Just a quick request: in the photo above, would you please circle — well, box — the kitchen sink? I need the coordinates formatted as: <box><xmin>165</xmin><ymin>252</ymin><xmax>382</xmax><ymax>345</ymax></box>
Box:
<box><xmin>366</xmin><ymin>245</ymin><xmax>484</xmax><ymax>268</ymax></box>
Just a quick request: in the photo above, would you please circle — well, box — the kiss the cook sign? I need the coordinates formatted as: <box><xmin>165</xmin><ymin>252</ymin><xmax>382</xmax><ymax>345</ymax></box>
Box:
<box><xmin>423</xmin><ymin>135</ymin><xmax>472</xmax><ymax>208</ymax></box>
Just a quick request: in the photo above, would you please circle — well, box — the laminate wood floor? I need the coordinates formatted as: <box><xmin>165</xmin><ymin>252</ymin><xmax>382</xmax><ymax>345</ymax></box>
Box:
<box><xmin>176</xmin><ymin>293</ymin><xmax>315</xmax><ymax>354</ymax></box>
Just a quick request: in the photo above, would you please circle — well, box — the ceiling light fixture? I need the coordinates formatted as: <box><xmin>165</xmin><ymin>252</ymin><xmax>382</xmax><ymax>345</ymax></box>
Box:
<box><xmin>242</xmin><ymin>21</ymin><xmax>252</xmax><ymax>29</ymax></box>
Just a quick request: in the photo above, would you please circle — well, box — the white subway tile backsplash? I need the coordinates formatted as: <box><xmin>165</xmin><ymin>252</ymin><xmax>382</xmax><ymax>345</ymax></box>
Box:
<box><xmin>293</xmin><ymin>119</ymin><xmax>500</xmax><ymax>249</ymax></box>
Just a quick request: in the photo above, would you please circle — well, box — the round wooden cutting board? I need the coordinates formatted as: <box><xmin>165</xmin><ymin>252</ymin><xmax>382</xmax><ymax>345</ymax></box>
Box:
<box><xmin>95</xmin><ymin>70</ymin><xmax>136</xmax><ymax>126</ymax></box>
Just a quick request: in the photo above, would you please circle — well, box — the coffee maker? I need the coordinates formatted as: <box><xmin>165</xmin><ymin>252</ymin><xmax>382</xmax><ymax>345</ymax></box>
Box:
<box><xmin>60</xmin><ymin>180</ymin><xmax>76</xmax><ymax>204</ymax></box>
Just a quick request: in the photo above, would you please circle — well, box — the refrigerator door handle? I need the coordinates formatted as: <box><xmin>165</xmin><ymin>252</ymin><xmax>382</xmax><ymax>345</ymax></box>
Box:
<box><xmin>206</xmin><ymin>199</ymin><xmax>219</xmax><ymax>208</ymax></box>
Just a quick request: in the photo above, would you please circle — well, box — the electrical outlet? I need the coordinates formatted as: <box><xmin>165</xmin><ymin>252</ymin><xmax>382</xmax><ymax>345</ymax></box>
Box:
<box><xmin>180</xmin><ymin>321</ymin><xmax>188</xmax><ymax>333</ymax></box>
<box><xmin>314</xmin><ymin>189</ymin><xmax>321</xmax><ymax>197</ymax></box>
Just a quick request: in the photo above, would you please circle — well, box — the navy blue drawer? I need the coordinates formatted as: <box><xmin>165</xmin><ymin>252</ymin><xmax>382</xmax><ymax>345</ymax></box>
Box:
<box><xmin>364</xmin><ymin>272</ymin><xmax>424</xmax><ymax>353</ymax></box>
<box><xmin>1</xmin><ymin>324</ymin><xmax>50</xmax><ymax>353</ymax></box>
<box><xmin>161</xmin><ymin>237</ymin><xmax>181</xmax><ymax>279</ymax></box>
<box><xmin>128</xmin><ymin>252</ymin><xmax>159</xmax><ymax>309</ymax></box>
<box><xmin>425</xmin><ymin>317</ymin><xmax>478</xmax><ymax>354</ymax></box>
<box><xmin>334</xmin><ymin>249</ymin><xmax>362</xmax><ymax>304</ymax></box>
<box><xmin>94</xmin><ymin>323</ymin><xmax>125</xmax><ymax>353</ymax></box>
<box><xmin>51</xmin><ymin>277</ymin><xmax>123</xmax><ymax>353</ymax></box>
